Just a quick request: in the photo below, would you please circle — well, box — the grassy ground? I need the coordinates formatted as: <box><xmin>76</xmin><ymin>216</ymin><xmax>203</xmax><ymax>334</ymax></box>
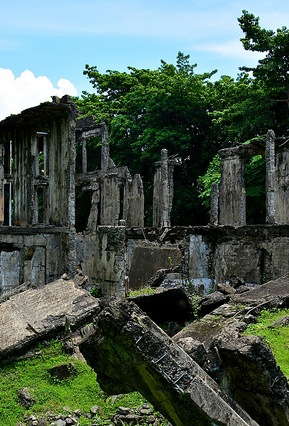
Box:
<box><xmin>3</xmin><ymin>308</ymin><xmax>289</xmax><ymax>425</ymax></box>
<box><xmin>244</xmin><ymin>308</ymin><xmax>289</xmax><ymax>378</ymax></box>
<box><xmin>0</xmin><ymin>340</ymin><xmax>167</xmax><ymax>425</ymax></box>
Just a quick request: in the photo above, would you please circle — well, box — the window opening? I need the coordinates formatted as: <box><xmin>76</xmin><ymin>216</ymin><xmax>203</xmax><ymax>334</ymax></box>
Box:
<box><xmin>35</xmin><ymin>187</ymin><xmax>45</xmax><ymax>224</ymax></box>
<box><xmin>245</xmin><ymin>155</ymin><xmax>266</xmax><ymax>224</ymax></box>
<box><xmin>4</xmin><ymin>183</ymin><xmax>13</xmax><ymax>226</ymax></box>
<box><xmin>35</xmin><ymin>132</ymin><xmax>48</xmax><ymax>176</ymax></box>
<box><xmin>4</xmin><ymin>140</ymin><xmax>13</xmax><ymax>175</ymax></box>
<box><xmin>3</xmin><ymin>140</ymin><xmax>13</xmax><ymax>226</ymax></box>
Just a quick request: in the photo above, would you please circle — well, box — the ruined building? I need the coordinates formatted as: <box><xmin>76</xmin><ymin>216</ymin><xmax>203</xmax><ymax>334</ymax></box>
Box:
<box><xmin>1</xmin><ymin>97</ymin><xmax>289</xmax><ymax>298</ymax></box>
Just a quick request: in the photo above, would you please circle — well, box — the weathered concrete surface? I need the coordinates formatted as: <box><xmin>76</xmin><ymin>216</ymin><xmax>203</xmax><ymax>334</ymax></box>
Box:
<box><xmin>219</xmin><ymin>147</ymin><xmax>246</xmax><ymax>226</ymax></box>
<box><xmin>126</xmin><ymin>240</ymin><xmax>182</xmax><ymax>289</ymax></box>
<box><xmin>0</xmin><ymin>227</ymin><xmax>70</xmax><ymax>297</ymax></box>
<box><xmin>231</xmin><ymin>272</ymin><xmax>289</xmax><ymax>307</ymax></box>
<box><xmin>0</xmin><ymin>276</ymin><xmax>100</xmax><ymax>360</ymax></box>
<box><xmin>80</xmin><ymin>299</ymin><xmax>259</xmax><ymax>426</ymax></box>
<box><xmin>173</xmin><ymin>274</ymin><xmax>289</xmax><ymax>426</ymax></box>
<box><xmin>76</xmin><ymin>226</ymin><xmax>126</xmax><ymax>296</ymax></box>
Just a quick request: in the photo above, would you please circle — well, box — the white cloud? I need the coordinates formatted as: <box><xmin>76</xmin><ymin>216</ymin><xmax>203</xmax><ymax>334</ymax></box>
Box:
<box><xmin>194</xmin><ymin>40</ymin><xmax>266</xmax><ymax>60</ymax></box>
<box><xmin>0</xmin><ymin>69</ymin><xmax>77</xmax><ymax>121</ymax></box>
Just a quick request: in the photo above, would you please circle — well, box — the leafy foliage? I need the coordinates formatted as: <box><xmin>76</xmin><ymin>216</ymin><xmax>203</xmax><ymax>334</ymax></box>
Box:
<box><xmin>197</xmin><ymin>154</ymin><xmax>221</xmax><ymax>209</ymax></box>
<box><xmin>238</xmin><ymin>10</ymin><xmax>289</xmax><ymax>135</ymax></box>
<box><xmin>244</xmin><ymin>308</ymin><xmax>289</xmax><ymax>378</ymax></box>
<box><xmin>75</xmin><ymin>52</ymin><xmax>218</xmax><ymax>225</ymax></box>
<box><xmin>75</xmin><ymin>12</ymin><xmax>289</xmax><ymax>225</ymax></box>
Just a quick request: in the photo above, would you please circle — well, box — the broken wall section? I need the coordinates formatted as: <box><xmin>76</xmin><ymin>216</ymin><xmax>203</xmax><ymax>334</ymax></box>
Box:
<box><xmin>275</xmin><ymin>140</ymin><xmax>289</xmax><ymax>224</ymax></box>
<box><xmin>0</xmin><ymin>227</ymin><xmax>69</xmax><ymax>299</ymax></box>
<box><xmin>0</xmin><ymin>98</ymin><xmax>76</xmax><ymax>228</ymax></box>
<box><xmin>0</xmin><ymin>97</ymin><xmax>77</xmax><ymax>296</ymax></box>
<box><xmin>75</xmin><ymin>120</ymin><xmax>144</xmax><ymax>230</ymax></box>
<box><xmin>76</xmin><ymin>226</ymin><xmax>126</xmax><ymax>297</ymax></box>
<box><xmin>153</xmin><ymin>149</ymin><xmax>181</xmax><ymax>228</ymax></box>
<box><xmin>124</xmin><ymin>225</ymin><xmax>289</xmax><ymax>293</ymax></box>
<box><xmin>215</xmin><ymin>130</ymin><xmax>289</xmax><ymax>227</ymax></box>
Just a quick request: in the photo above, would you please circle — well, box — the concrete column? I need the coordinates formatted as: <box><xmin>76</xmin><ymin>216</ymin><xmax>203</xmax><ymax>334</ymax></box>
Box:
<box><xmin>265</xmin><ymin>129</ymin><xmax>275</xmax><ymax>224</ymax></box>
<box><xmin>0</xmin><ymin>145</ymin><xmax>4</xmax><ymax>224</ymax></box>
<box><xmin>101</xmin><ymin>126</ymin><xmax>110</xmax><ymax>174</ymax></box>
<box><xmin>161</xmin><ymin>149</ymin><xmax>170</xmax><ymax>227</ymax></box>
<box><xmin>219</xmin><ymin>148</ymin><xmax>246</xmax><ymax>226</ymax></box>
<box><xmin>100</xmin><ymin>175</ymin><xmax>120</xmax><ymax>225</ymax></box>
<box><xmin>124</xmin><ymin>174</ymin><xmax>144</xmax><ymax>227</ymax></box>
<box><xmin>153</xmin><ymin>149</ymin><xmax>171</xmax><ymax>227</ymax></box>
<box><xmin>82</xmin><ymin>139</ymin><xmax>87</xmax><ymax>174</ymax></box>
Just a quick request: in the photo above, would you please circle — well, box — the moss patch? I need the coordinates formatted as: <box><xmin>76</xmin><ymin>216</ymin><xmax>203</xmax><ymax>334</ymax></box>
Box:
<box><xmin>244</xmin><ymin>308</ymin><xmax>289</xmax><ymax>378</ymax></box>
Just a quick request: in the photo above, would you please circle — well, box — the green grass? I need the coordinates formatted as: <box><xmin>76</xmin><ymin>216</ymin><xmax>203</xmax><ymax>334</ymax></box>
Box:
<box><xmin>128</xmin><ymin>286</ymin><xmax>156</xmax><ymax>297</ymax></box>
<box><xmin>244</xmin><ymin>308</ymin><xmax>289</xmax><ymax>378</ymax></box>
<box><xmin>0</xmin><ymin>340</ymin><xmax>167</xmax><ymax>426</ymax></box>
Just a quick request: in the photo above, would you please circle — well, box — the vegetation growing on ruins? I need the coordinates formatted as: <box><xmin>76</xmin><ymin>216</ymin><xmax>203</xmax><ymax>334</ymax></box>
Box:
<box><xmin>244</xmin><ymin>308</ymin><xmax>289</xmax><ymax>378</ymax></box>
<box><xmin>0</xmin><ymin>340</ymin><xmax>166</xmax><ymax>426</ymax></box>
<box><xmin>75</xmin><ymin>10</ymin><xmax>289</xmax><ymax>226</ymax></box>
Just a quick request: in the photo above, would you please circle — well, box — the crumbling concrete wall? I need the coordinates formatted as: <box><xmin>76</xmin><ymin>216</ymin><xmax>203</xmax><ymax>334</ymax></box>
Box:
<box><xmin>76</xmin><ymin>226</ymin><xmax>126</xmax><ymax>297</ymax></box>
<box><xmin>187</xmin><ymin>226</ymin><xmax>289</xmax><ymax>287</ymax></box>
<box><xmin>216</xmin><ymin>131</ymin><xmax>289</xmax><ymax>227</ymax></box>
<box><xmin>124</xmin><ymin>226</ymin><xmax>289</xmax><ymax>292</ymax></box>
<box><xmin>76</xmin><ymin>121</ymin><xmax>144</xmax><ymax>229</ymax></box>
<box><xmin>0</xmin><ymin>228</ymin><xmax>69</xmax><ymax>298</ymax></box>
<box><xmin>0</xmin><ymin>98</ymin><xmax>77</xmax><ymax>296</ymax></box>
<box><xmin>126</xmin><ymin>239</ymin><xmax>182</xmax><ymax>289</ymax></box>
<box><xmin>0</xmin><ymin>98</ymin><xmax>76</xmax><ymax>228</ymax></box>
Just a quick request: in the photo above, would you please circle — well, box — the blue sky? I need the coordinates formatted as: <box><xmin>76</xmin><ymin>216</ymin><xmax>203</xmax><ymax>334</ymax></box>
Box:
<box><xmin>1</xmin><ymin>0</ymin><xmax>289</xmax><ymax>119</ymax></box>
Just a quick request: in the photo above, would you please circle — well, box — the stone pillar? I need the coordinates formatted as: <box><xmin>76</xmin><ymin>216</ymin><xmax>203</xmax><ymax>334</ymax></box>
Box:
<box><xmin>265</xmin><ymin>129</ymin><xmax>275</xmax><ymax>224</ymax></box>
<box><xmin>274</xmin><ymin>138</ymin><xmax>289</xmax><ymax>224</ymax></box>
<box><xmin>124</xmin><ymin>174</ymin><xmax>144</xmax><ymax>227</ymax></box>
<box><xmin>0</xmin><ymin>144</ymin><xmax>4</xmax><ymax>224</ymax></box>
<box><xmin>82</xmin><ymin>139</ymin><xmax>87</xmax><ymax>174</ymax></box>
<box><xmin>100</xmin><ymin>175</ymin><xmax>120</xmax><ymax>225</ymax></box>
<box><xmin>210</xmin><ymin>183</ymin><xmax>220</xmax><ymax>225</ymax></box>
<box><xmin>67</xmin><ymin>116</ymin><xmax>77</xmax><ymax>278</ymax></box>
<box><xmin>101</xmin><ymin>126</ymin><xmax>110</xmax><ymax>174</ymax></box>
<box><xmin>86</xmin><ymin>179</ymin><xmax>100</xmax><ymax>231</ymax></box>
<box><xmin>219</xmin><ymin>148</ymin><xmax>246</xmax><ymax>226</ymax></box>
<box><xmin>153</xmin><ymin>149</ymin><xmax>171</xmax><ymax>227</ymax></box>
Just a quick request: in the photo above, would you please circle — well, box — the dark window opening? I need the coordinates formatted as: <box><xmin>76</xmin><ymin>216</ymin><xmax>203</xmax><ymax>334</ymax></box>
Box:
<box><xmin>75</xmin><ymin>138</ymin><xmax>101</xmax><ymax>175</ymax></box>
<box><xmin>75</xmin><ymin>188</ymin><xmax>93</xmax><ymax>232</ymax></box>
<box><xmin>245</xmin><ymin>155</ymin><xmax>266</xmax><ymax>224</ymax></box>
<box><xmin>86</xmin><ymin>139</ymin><xmax>101</xmax><ymax>172</ymax></box>
<box><xmin>4</xmin><ymin>183</ymin><xmax>13</xmax><ymax>226</ymax></box>
<box><xmin>35</xmin><ymin>187</ymin><xmax>45</xmax><ymax>224</ymax></box>
<box><xmin>4</xmin><ymin>140</ymin><xmax>13</xmax><ymax>175</ymax></box>
<box><xmin>35</xmin><ymin>133</ymin><xmax>48</xmax><ymax>176</ymax></box>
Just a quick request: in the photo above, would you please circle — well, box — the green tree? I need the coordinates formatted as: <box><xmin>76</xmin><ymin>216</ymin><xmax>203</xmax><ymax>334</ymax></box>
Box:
<box><xmin>207</xmin><ymin>73</ymin><xmax>273</xmax><ymax>145</ymax></box>
<box><xmin>238</xmin><ymin>10</ymin><xmax>289</xmax><ymax>134</ymax></box>
<box><xmin>76</xmin><ymin>53</ymin><xmax>218</xmax><ymax>225</ymax></box>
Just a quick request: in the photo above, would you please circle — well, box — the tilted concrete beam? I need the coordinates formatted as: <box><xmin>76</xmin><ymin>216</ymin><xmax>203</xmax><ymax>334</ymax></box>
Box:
<box><xmin>80</xmin><ymin>300</ymin><xmax>259</xmax><ymax>426</ymax></box>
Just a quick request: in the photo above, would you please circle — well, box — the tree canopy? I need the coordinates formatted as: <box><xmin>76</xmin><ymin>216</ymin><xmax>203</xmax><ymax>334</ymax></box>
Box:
<box><xmin>75</xmin><ymin>13</ymin><xmax>289</xmax><ymax>226</ymax></box>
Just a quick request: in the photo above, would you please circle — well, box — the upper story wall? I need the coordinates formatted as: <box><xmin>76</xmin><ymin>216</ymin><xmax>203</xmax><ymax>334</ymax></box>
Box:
<box><xmin>0</xmin><ymin>96</ymin><xmax>76</xmax><ymax>227</ymax></box>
